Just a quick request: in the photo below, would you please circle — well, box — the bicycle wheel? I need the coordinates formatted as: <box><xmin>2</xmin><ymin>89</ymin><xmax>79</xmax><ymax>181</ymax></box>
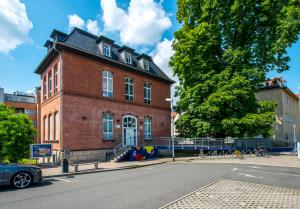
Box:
<box><xmin>263</xmin><ymin>149</ymin><xmax>270</xmax><ymax>158</ymax></box>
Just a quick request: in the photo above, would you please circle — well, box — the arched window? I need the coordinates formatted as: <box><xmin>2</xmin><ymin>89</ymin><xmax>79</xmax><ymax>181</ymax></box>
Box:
<box><xmin>54</xmin><ymin>65</ymin><xmax>58</xmax><ymax>93</ymax></box>
<box><xmin>48</xmin><ymin>71</ymin><xmax>52</xmax><ymax>97</ymax></box>
<box><xmin>49</xmin><ymin>114</ymin><xmax>53</xmax><ymax>142</ymax></box>
<box><xmin>54</xmin><ymin>112</ymin><xmax>59</xmax><ymax>141</ymax></box>
<box><xmin>43</xmin><ymin>116</ymin><xmax>47</xmax><ymax>142</ymax></box>
<box><xmin>125</xmin><ymin>77</ymin><xmax>134</xmax><ymax>101</ymax></box>
<box><xmin>102</xmin><ymin>70</ymin><xmax>113</xmax><ymax>97</ymax></box>
<box><xmin>43</xmin><ymin>77</ymin><xmax>47</xmax><ymax>100</ymax></box>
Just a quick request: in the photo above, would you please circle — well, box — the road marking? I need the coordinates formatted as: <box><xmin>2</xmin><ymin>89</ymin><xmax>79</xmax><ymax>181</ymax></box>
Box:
<box><xmin>55</xmin><ymin>178</ymin><xmax>73</xmax><ymax>183</ymax></box>
<box><xmin>239</xmin><ymin>173</ymin><xmax>263</xmax><ymax>179</ymax></box>
<box><xmin>52</xmin><ymin>178</ymin><xmax>79</xmax><ymax>183</ymax></box>
<box><xmin>247</xmin><ymin>166</ymin><xmax>260</xmax><ymax>169</ymax></box>
<box><xmin>233</xmin><ymin>168</ymin><xmax>300</xmax><ymax>177</ymax></box>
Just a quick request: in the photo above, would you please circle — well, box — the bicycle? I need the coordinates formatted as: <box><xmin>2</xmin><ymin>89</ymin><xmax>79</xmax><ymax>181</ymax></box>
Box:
<box><xmin>233</xmin><ymin>149</ymin><xmax>244</xmax><ymax>159</ymax></box>
<box><xmin>255</xmin><ymin>146</ymin><xmax>270</xmax><ymax>158</ymax></box>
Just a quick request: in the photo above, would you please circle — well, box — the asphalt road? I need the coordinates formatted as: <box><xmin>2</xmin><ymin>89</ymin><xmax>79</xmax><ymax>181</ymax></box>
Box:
<box><xmin>1</xmin><ymin>162</ymin><xmax>300</xmax><ymax>209</ymax></box>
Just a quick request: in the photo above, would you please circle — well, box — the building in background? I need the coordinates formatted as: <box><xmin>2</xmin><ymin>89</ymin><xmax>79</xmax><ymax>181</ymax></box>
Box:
<box><xmin>0</xmin><ymin>87</ymin><xmax>4</xmax><ymax>103</ymax></box>
<box><xmin>256</xmin><ymin>77</ymin><xmax>300</xmax><ymax>146</ymax></box>
<box><xmin>35</xmin><ymin>28</ymin><xmax>174</xmax><ymax>161</ymax></box>
<box><xmin>1</xmin><ymin>88</ymin><xmax>40</xmax><ymax>143</ymax></box>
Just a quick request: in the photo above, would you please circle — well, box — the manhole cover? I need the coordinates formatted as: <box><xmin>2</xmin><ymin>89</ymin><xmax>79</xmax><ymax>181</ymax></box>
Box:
<box><xmin>160</xmin><ymin>179</ymin><xmax>300</xmax><ymax>209</ymax></box>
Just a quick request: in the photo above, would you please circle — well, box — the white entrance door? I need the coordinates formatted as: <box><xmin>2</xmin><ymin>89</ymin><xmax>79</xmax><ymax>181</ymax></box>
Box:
<box><xmin>123</xmin><ymin>115</ymin><xmax>137</xmax><ymax>147</ymax></box>
<box><xmin>125</xmin><ymin>128</ymin><xmax>135</xmax><ymax>146</ymax></box>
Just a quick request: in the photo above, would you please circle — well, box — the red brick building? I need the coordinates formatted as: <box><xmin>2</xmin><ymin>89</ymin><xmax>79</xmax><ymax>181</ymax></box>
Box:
<box><xmin>35</xmin><ymin>28</ymin><xmax>174</xmax><ymax>160</ymax></box>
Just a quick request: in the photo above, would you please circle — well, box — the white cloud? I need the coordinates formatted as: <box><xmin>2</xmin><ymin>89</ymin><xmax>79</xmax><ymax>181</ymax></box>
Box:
<box><xmin>87</xmin><ymin>19</ymin><xmax>100</xmax><ymax>35</ymax></box>
<box><xmin>100</xmin><ymin>0</ymin><xmax>171</xmax><ymax>45</ymax></box>
<box><xmin>153</xmin><ymin>38</ymin><xmax>176</xmax><ymax>81</ymax></box>
<box><xmin>68</xmin><ymin>14</ymin><xmax>85</xmax><ymax>30</ymax></box>
<box><xmin>0</xmin><ymin>0</ymin><xmax>33</xmax><ymax>53</ymax></box>
<box><xmin>67</xmin><ymin>14</ymin><xmax>101</xmax><ymax>35</ymax></box>
<box><xmin>100</xmin><ymin>0</ymin><xmax>126</xmax><ymax>31</ymax></box>
<box><xmin>153</xmin><ymin>38</ymin><xmax>178</xmax><ymax>99</ymax></box>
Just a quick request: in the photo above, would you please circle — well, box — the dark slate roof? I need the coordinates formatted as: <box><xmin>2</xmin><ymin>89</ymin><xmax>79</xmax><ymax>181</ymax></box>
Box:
<box><xmin>35</xmin><ymin>28</ymin><xmax>174</xmax><ymax>84</ymax></box>
<box><xmin>44</xmin><ymin>40</ymin><xmax>53</xmax><ymax>48</ymax></box>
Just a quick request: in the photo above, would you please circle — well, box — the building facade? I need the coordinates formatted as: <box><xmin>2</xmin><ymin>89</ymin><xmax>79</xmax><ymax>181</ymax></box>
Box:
<box><xmin>35</xmin><ymin>28</ymin><xmax>174</xmax><ymax>160</ymax></box>
<box><xmin>256</xmin><ymin>78</ymin><xmax>300</xmax><ymax>146</ymax></box>
<box><xmin>0</xmin><ymin>88</ymin><xmax>40</xmax><ymax>143</ymax></box>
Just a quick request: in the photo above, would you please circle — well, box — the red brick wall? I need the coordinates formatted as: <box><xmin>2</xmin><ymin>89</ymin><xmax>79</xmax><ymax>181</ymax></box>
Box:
<box><xmin>62</xmin><ymin>51</ymin><xmax>170</xmax><ymax>109</ymax></box>
<box><xmin>40</xmin><ymin>95</ymin><xmax>61</xmax><ymax>151</ymax></box>
<box><xmin>40</xmin><ymin>50</ymin><xmax>171</xmax><ymax>151</ymax></box>
<box><xmin>40</xmin><ymin>55</ymin><xmax>61</xmax><ymax>151</ymax></box>
<box><xmin>61</xmin><ymin>50</ymin><xmax>171</xmax><ymax>151</ymax></box>
<box><xmin>62</xmin><ymin>94</ymin><xmax>171</xmax><ymax>150</ymax></box>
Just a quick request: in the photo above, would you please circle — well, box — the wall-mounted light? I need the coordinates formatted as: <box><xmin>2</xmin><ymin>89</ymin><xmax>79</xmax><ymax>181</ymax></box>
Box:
<box><xmin>82</xmin><ymin>116</ymin><xmax>87</xmax><ymax>120</ymax></box>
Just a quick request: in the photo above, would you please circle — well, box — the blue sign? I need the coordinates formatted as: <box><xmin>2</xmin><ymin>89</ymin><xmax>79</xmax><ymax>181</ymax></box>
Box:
<box><xmin>30</xmin><ymin>144</ymin><xmax>52</xmax><ymax>158</ymax></box>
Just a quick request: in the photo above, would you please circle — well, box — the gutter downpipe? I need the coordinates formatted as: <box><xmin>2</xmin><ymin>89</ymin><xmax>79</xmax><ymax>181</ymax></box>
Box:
<box><xmin>53</xmin><ymin>42</ymin><xmax>63</xmax><ymax>161</ymax></box>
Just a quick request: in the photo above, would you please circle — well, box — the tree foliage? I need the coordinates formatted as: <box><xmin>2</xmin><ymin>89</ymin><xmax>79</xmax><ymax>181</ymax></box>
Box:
<box><xmin>171</xmin><ymin>0</ymin><xmax>300</xmax><ymax>137</ymax></box>
<box><xmin>0</xmin><ymin>104</ymin><xmax>35</xmax><ymax>162</ymax></box>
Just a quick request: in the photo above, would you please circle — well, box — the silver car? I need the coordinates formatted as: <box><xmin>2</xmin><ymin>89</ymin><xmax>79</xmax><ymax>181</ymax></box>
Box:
<box><xmin>0</xmin><ymin>163</ymin><xmax>42</xmax><ymax>189</ymax></box>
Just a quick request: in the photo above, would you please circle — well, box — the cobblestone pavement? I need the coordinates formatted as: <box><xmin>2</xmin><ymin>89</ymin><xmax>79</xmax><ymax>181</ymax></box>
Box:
<box><xmin>160</xmin><ymin>179</ymin><xmax>300</xmax><ymax>209</ymax></box>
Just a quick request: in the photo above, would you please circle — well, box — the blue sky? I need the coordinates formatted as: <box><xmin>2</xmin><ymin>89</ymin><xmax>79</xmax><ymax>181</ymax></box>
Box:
<box><xmin>0</xmin><ymin>0</ymin><xmax>299</xmax><ymax>94</ymax></box>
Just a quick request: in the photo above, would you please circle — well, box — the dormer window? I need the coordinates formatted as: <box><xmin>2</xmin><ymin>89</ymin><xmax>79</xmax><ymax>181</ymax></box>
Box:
<box><xmin>103</xmin><ymin>43</ymin><xmax>111</xmax><ymax>57</ymax></box>
<box><xmin>118</xmin><ymin>46</ymin><xmax>135</xmax><ymax>65</ymax></box>
<box><xmin>144</xmin><ymin>60</ymin><xmax>150</xmax><ymax>71</ymax></box>
<box><xmin>136</xmin><ymin>53</ymin><xmax>152</xmax><ymax>71</ymax></box>
<box><xmin>125</xmin><ymin>52</ymin><xmax>132</xmax><ymax>64</ymax></box>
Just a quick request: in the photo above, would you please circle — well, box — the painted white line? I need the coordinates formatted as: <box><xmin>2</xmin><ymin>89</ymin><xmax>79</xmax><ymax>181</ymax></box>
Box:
<box><xmin>247</xmin><ymin>166</ymin><xmax>260</xmax><ymax>169</ymax></box>
<box><xmin>54</xmin><ymin>178</ymin><xmax>73</xmax><ymax>183</ymax></box>
<box><xmin>233</xmin><ymin>168</ymin><xmax>300</xmax><ymax>178</ymax></box>
<box><xmin>239</xmin><ymin>173</ymin><xmax>263</xmax><ymax>179</ymax></box>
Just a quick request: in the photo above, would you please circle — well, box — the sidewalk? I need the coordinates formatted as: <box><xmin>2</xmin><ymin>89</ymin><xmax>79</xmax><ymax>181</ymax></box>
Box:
<box><xmin>42</xmin><ymin>155</ymin><xmax>300</xmax><ymax>178</ymax></box>
<box><xmin>174</xmin><ymin>155</ymin><xmax>300</xmax><ymax>168</ymax></box>
<box><xmin>42</xmin><ymin>158</ymin><xmax>171</xmax><ymax>178</ymax></box>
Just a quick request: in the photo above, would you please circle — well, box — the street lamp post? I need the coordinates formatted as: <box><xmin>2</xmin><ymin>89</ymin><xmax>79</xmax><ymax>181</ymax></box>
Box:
<box><xmin>166</xmin><ymin>98</ymin><xmax>175</xmax><ymax>162</ymax></box>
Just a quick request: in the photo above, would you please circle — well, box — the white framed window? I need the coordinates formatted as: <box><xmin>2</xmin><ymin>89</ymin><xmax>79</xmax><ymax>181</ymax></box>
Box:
<box><xmin>44</xmin><ymin>116</ymin><xmax>48</xmax><ymax>142</ymax></box>
<box><xmin>144</xmin><ymin>82</ymin><xmax>151</xmax><ymax>104</ymax></box>
<box><xmin>54</xmin><ymin>112</ymin><xmax>59</xmax><ymax>141</ymax></box>
<box><xmin>144</xmin><ymin>60</ymin><xmax>150</xmax><ymax>71</ymax></box>
<box><xmin>48</xmin><ymin>71</ymin><xmax>52</xmax><ymax>97</ymax></box>
<box><xmin>103</xmin><ymin>43</ymin><xmax>111</xmax><ymax>57</ymax></box>
<box><xmin>54</xmin><ymin>65</ymin><xmax>58</xmax><ymax>93</ymax></box>
<box><xmin>125</xmin><ymin>77</ymin><xmax>134</xmax><ymax>101</ymax></box>
<box><xmin>43</xmin><ymin>77</ymin><xmax>47</xmax><ymax>100</ymax></box>
<box><xmin>144</xmin><ymin>117</ymin><xmax>152</xmax><ymax>139</ymax></box>
<box><xmin>125</xmin><ymin>52</ymin><xmax>132</xmax><ymax>64</ymax></box>
<box><xmin>102</xmin><ymin>70</ymin><xmax>113</xmax><ymax>97</ymax></box>
<box><xmin>103</xmin><ymin>113</ymin><xmax>113</xmax><ymax>140</ymax></box>
<box><xmin>49</xmin><ymin>114</ymin><xmax>53</xmax><ymax>142</ymax></box>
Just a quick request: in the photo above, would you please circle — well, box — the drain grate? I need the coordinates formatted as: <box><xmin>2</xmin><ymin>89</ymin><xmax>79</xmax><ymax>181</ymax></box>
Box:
<box><xmin>160</xmin><ymin>179</ymin><xmax>300</xmax><ymax>209</ymax></box>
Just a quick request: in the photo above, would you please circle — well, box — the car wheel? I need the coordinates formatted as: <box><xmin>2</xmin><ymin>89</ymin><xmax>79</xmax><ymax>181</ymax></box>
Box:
<box><xmin>12</xmin><ymin>172</ymin><xmax>32</xmax><ymax>189</ymax></box>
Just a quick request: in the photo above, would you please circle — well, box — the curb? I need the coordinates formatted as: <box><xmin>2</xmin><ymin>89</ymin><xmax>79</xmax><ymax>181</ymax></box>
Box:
<box><xmin>43</xmin><ymin>160</ymin><xmax>170</xmax><ymax>179</ymax></box>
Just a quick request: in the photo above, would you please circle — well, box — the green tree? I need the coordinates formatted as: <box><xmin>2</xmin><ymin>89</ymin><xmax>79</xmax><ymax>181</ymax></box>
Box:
<box><xmin>0</xmin><ymin>104</ymin><xmax>35</xmax><ymax>162</ymax></box>
<box><xmin>171</xmin><ymin>0</ymin><xmax>300</xmax><ymax>137</ymax></box>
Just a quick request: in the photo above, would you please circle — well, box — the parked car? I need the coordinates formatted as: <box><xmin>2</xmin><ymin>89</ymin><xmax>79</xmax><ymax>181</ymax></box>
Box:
<box><xmin>0</xmin><ymin>163</ymin><xmax>42</xmax><ymax>189</ymax></box>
